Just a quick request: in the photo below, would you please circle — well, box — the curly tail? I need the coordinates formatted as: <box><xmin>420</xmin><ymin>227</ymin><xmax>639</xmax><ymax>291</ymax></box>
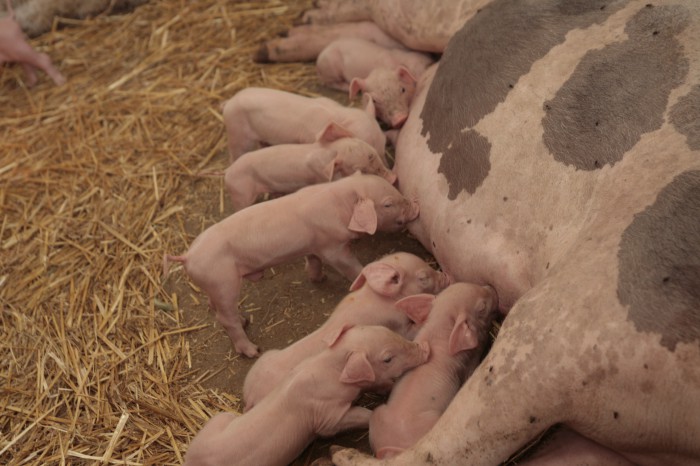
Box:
<box><xmin>162</xmin><ymin>253</ymin><xmax>186</xmax><ymax>278</ymax></box>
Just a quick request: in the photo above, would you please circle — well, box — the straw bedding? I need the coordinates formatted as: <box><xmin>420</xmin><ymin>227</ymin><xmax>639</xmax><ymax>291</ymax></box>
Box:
<box><xmin>0</xmin><ymin>0</ymin><xmax>351</xmax><ymax>463</ymax></box>
<box><xmin>0</xmin><ymin>0</ymin><xmax>534</xmax><ymax>463</ymax></box>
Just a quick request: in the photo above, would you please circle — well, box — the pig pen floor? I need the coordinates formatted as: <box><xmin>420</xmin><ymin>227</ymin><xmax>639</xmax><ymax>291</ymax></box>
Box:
<box><xmin>0</xmin><ymin>0</ymin><xmax>539</xmax><ymax>463</ymax></box>
<box><xmin>0</xmin><ymin>0</ymin><xmax>442</xmax><ymax>463</ymax></box>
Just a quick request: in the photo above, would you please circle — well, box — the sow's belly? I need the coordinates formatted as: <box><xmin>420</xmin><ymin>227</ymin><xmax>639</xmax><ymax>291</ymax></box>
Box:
<box><xmin>394</xmin><ymin>0</ymin><xmax>700</xmax><ymax>312</ymax></box>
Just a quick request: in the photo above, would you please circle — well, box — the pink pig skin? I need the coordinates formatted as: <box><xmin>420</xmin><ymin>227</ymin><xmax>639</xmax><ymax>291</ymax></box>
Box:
<box><xmin>369</xmin><ymin>282</ymin><xmax>498</xmax><ymax>459</ymax></box>
<box><xmin>317</xmin><ymin>38</ymin><xmax>433</xmax><ymax>92</ymax></box>
<box><xmin>222</xmin><ymin>87</ymin><xmax>387</xmax><ymax>165</ymax></box>
<box><xmin>183</xmin><ymin>325</ymin><xmax>430</xmax><ymax>466</ymax></box>
<box><xmin>163</xmin><ymin>174</ymin><xmax>419</xmax><ymax>358</ymax></box>
<box><xmin>254</xmin><ymin>21</ymin><xmax>405</xmax><ymax>63</ymax></box>
<box><xmin>243</xmin><ymin>252</ymin><xmax>451</xmax><ymax>410</ymax></box>
<box><xmin>317</xmin><ymin>38</ymin><xmax>434</xmax><ymax>127</ymax></box>
<box><xmin>224</xmin><ymin>121</ymin><xmax>395</xmax><ymax>212</ymax></box>
<box><xmin>0</xmin><ymin>1</ymin><xmax>65</xmax><ymax>86</ymax></box>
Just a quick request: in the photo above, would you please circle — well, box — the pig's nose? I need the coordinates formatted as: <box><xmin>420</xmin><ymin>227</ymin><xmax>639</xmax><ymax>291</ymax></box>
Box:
<box><xmin>439</xmin><ymin>272</ymin><xmax>452</xmax><ymax>290</ymax></box>
<box><xmin>410</xmin><ymin>200</ymin><xmax>420</xmax><ymax>220</ymax></box>
<box><xmin>391</xmin><ymin>113</ymin><xmax>408</xmax><ymax>128</ymax></box>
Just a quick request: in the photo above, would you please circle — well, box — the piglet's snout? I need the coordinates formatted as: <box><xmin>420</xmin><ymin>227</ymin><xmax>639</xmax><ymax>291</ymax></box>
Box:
<box><xmin>408</xmin><ymin>199</ymin><xmax>420</xmax><ymax>221</ymax></box>
<box><xmin>438</xmin><ymin>271</ymin><xmax>452</xmax><ymax>290</ymax></box>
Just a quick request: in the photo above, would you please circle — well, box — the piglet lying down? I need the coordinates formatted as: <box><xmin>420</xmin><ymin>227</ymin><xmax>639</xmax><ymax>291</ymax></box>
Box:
<box><xmin>183</xmin><ymin>325</ymin><xmax>430</xmax><ymax>466</ymax></box>
<box><xmin>163</xmin><ymin>173</ymin><xmax>419</xmax><ymax>357</ymax></box>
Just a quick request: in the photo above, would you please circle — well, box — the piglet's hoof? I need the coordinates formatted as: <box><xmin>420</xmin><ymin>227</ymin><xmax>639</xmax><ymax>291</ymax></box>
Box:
<box><xmin>253</xmin><ymin>44</ymin><xmax>270</xmax><ymax>63</ymax></box>
<box><xmin>236</xmin><ymin>341</ymin><xmax>260</xmax><ymax>358</ymax></box>
<box><xmin>310</xmin><ymin>272</ymin><xmax>328</xmax><ymax>284</ymax></box>
<box><xmin>309</xmin><ymin>458</ymin><xmax>333</xmax><ymax>466</ymax></box>
<box><xmin>331</xmin><ymin>446</ymin><xmax>374</xmax><ymax>465</ymax></box>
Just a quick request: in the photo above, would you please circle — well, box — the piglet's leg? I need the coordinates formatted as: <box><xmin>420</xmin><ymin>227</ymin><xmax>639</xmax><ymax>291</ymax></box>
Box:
<box><xmin>184</xmin><ymin>412</ymin><xmax>239</xmax><ymax>465</ymax></box>
<box><xmin>297</xmin><ymin>0</ymin><xmax>371</xmax><ymax>26</ymax></box>
<box><xmin>305</xmin><ymin>254</ymin><xmax>326</xmax><ymax>282</ymax></box>
<box><xmin>319</xmin><ymin>244</ymin><xmax>363</xmax><ymax>282</ymax></box>
<box><xmin>0</xmin><ymin>16</ymin><xmax>66</xmax><ymax>86</ymax></box>
<box><xmin>207</xmin><ymin>275</ymin><xmax>259</xmax><ymax>358</ymax></box>
<box><xmin>333</xmin><ymin>406</ymin><xmax>373</xmax><ymax>433</ymax></box>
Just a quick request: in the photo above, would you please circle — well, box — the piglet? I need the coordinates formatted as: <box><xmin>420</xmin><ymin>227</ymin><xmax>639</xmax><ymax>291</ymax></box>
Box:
<box><xmin>222</xmin><ymin>87</ymin><xmax>387</xmax><ymax>165</ymax></box>
<box><xmin>224</xmin><ymin>121</ymin><xmax>395</xmax><ymax>211</ymax></box>
<box><xmin>316</xmin><ymin>38</ymin><xmax>434</xmax><ymax>127</ymax></box>
<box><xmin>243</xmin><ymin>251</ymin><xmax>451</xmax><ymax>410</ymax></box>
<box><xmin>254</xmin><ymin>21</ymin><xmax>405</xmax><ymax>63</ymax></box>
<box><xmin>0</xmin><ymin>0</ymin><xmax>65</xmax><ymax>86</ymax></box>
<box><xmin>183</xmin><ymin>325</ymin><xmax>430</xmax><ymax>466</ymax></box>
<box><xmin>163</xmin><ymin>173</ymin><xmax>419</xmax><ymax>358</ymax></box>
<box><xmin>368</xmin><ymin>282</ymin><xmax>498</xmax><ymax>459</ymax></box>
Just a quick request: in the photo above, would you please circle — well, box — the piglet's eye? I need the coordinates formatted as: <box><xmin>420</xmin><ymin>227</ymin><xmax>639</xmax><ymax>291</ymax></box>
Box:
<box><xmin>383</xmin><ymin>355</ymin><xmax>394</xmax><ymax>363</ymax></box>
<box><xmin>401</xmin><ymin>87</ymin><xmax>406</xmax><ymax>93</ymax></box>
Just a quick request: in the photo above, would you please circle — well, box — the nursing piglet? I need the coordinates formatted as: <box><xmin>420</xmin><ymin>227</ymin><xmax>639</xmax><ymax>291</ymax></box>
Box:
<box><xmin>224</xmin><ymin>122</ymin><xmax>395</xmax><ymax>211</ymax></box>
<box><xmin>183</xmin><ymin>325</ymin><xmax>430</xmax><ymax>466</ymax></box>
<box><xmin>222</xmin><ymin>87</ymin><xmax>386</xmax><ymax>165</ymax></box>
<box><xmin>163</xmin><ymin>174</ymin><xmax>419</xmax><ymax>358</ymax></box>
<box><xmin>369</xmin><ymin>282</ymin><xmax>498</xmax><ymax>459</ymax></box>
<box><xmin>316</xmin><ymin>38</ymin><xmax>434</xmax><ymax>127</ymax></box>
<box><xmin>243</xmin><ymin>252</ymin><xmax>451</xmax><ymax>410</ymax></box>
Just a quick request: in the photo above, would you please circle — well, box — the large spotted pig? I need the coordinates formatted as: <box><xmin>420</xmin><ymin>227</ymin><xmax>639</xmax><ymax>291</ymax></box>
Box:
<box><xmin>275</xmin><ymin>0</ymin><xmax>700</xmax><ymax>464</ymax></box>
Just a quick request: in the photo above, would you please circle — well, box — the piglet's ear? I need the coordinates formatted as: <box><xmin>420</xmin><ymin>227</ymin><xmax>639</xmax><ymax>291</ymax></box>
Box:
<box><xmin>448</xmin><ymin>319</ymin><xmax>479</xmax><ymax>356</ymax></box>
<box><xmin>340</xmin><ymin>351</ymin><xmax>375</xmax><ymax>384</ymax></box>
<box><xmin>395</xmin><ymin>294</ymin><xmax>435</xmax><ymax>324</ymax></box>
<box><xmin>317</xmin><ymin>121</ymin><xmax>354</xmax><ymax>143</ymax></box>
<box><xmin>349</xmin><ymin>78</ymin><xmax>364</xmax><ymax>100</ymax></box>
<box><xmin>323</xmin><ymin>323</ymin><xmax>353</xmax><ymax>348</ymax></box>
<box><xmin>397</xmin><ymin>66</ymin><xmax>417</xmax><ymax>86</ymax></box>
<box><xmin>354</xmin><ymin>262</ymin><xmax>401</xmax><ymax>296</ymax></box>
<box><xmin>349</xmin><ymin>272</ymin><xmax>366</xmax><ymax>291</ymax></box>
<box><xmin>348</xmin><ymin>198</ymin><xmax>377</xmax><ymax>234</ymax></box>
<box><xmin>324</xmin><ymin>157</ymin><xmax>341</xmax><ymax>182</ymax></box>
<box><xmin>364</xmin><ymin>95</ymin><xmax>377</xmax><ymax>118</ymax></box>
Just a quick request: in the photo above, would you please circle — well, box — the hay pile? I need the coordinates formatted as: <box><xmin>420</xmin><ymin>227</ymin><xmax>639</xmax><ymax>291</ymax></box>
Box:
<box><xmin>0</xmin><ymin>1</ymin><xmax>321</xmax><ymax>463</ymax></box>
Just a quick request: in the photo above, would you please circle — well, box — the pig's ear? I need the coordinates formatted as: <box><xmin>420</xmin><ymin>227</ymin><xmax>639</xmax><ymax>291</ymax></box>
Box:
<box><xmin>323</xmin><ymin>323</ymin><xmax>353</xmax><ymax>348</ymax></box>
<box><xmin>448</xmin><ymin>318</ymin><xmax>479</xmax><ymax>355</ymax></box>
<box><xmin>349</xmin><ymin>271</ymin><xmax>367</xmax><ymax>291</ymax></box>
<box><xmin>354</xmin><ymin>262</ymin><xmax>401</xmax><ymax>296</ymax></box>
<box><xmin>395</xmin><ymin>294</ymin><xmax>435</xmax><ymax>324</ymax></box>
<box><xmin>323</xmin><ymin>154</ymin><xmax>341</xmax><ymax>181</ymax></box>
<box><xmin>397</xmin><ymin>66</ymin><xmax>417</xmax><ymax>86</ymax></box>
<box><xmin>340</xmin><ymin>351</ymin><xmax>375</xmax><ymax>384</ymax></box>
<box><xmin>349</xmin><ymin>78</ymin><xmax>365</xmax><ymax>100</ymax></box>
<box><xmin>348</xmin><ymin>198</ymin><xmax>377</xmax><ymax>234</ymax></box>
<box><xmin>364</xmin><ymin>95</ymin><xmax>377</xmax><ymax>117</ymax></box>
<box><xmin>317</xmin><ymin>122</ymin><xmax>354</xmax><ymax>143</ymax></box>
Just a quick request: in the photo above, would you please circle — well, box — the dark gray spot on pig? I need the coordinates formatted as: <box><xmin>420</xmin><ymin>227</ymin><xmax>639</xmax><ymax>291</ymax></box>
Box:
<box><xmin>670</xmin><ymin>85</ymin><xmax>700</xmax><ymax>150</ymax></box>
<box><xmin>618</xmin><ymin>170</ymin><xmax>700</xmax><ymax>351</ymax></box>
<box><xmin>543</xmin><ymin>4</ymin><xmax>690</xmax><ymax>170</ymax></box>
<box><xmin>439</xmin><ymin>130</ymin><xmax>491</xmax><ymax>199</ymax></box>
<box><xmin>420</xmin><ymin>0</ymin><xmax>625</xmax><ymax>195</ymax></box>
